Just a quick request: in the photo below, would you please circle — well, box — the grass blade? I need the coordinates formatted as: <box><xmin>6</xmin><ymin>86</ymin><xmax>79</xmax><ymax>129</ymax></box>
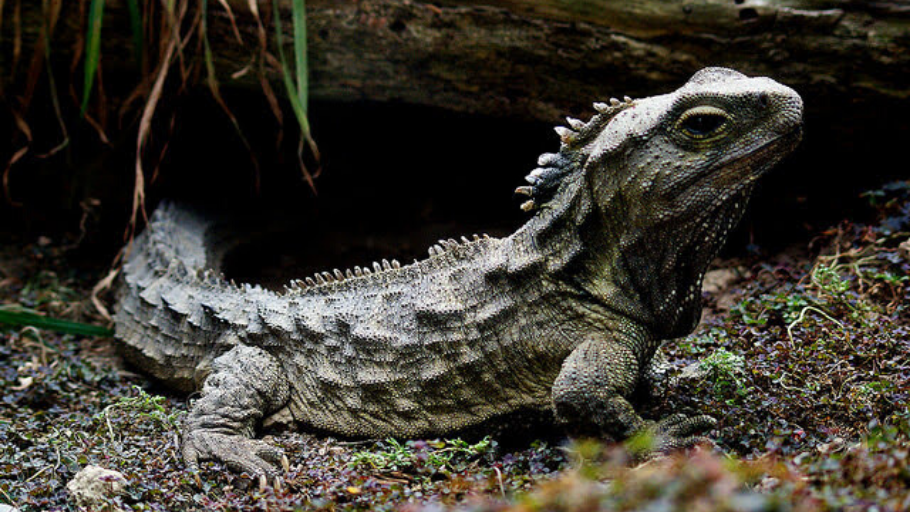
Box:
<box><xmin>273</xmin><ymin>0</ymin><xmax>319</xmax><ymax>192</ymax></box>
<box><xmin>272</xmin><ymin>0</ymin><xmax>310</xmax><ymax>136</ymax></box>
<box><xmin>124</xmin><ymin>0</ymin><xmax>143</xmax><ymax>67</ymax></box>
<box><xmin>0</xmin><ymin>306</ymin><xmax>112</xmax><ymax>337</ymax></box>
<box><xmin>81</xmin><ymin>0</ymin><xmax>105</xmax><ymax>115</ymax></box>
<box><xmin>291</xmin><ymin>0</ymin><xmax>307</xmax><ymax>114</ymax></box>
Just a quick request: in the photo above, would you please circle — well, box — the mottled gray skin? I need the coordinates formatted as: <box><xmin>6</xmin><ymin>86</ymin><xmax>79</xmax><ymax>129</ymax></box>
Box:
<box><xmin>114</xmin><ymin>68</ymin><xmax>803</xmax><ymax>477</ymax></box>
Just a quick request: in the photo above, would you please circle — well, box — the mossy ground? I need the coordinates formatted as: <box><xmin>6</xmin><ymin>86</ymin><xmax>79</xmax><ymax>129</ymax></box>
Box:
<box><xmin>1</xmin><ymin>183</ymin><xmax>908</xmax><ymax>511</ymax></box>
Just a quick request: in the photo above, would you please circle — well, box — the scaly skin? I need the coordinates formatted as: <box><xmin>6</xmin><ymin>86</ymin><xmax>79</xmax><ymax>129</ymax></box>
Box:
<box><xmin>114</xmin><ymin>67</ymin><xmax>803</xmax><ymax>477</ymax></box>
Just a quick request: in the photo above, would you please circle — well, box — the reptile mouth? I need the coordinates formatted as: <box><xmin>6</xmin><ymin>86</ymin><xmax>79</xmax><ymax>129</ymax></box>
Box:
<box><xmin>736</xmin><ymin>122</ymin><xmax>801</xmax><ymax>166</ymax></box>
<box><xmin>712</xmin><ymin>125</ymin><xmax>803</xmax><ymax>186</ymax></box>
<box><xmin>668</xmin><ymin>126</ymin><xmax>802</xmax><ymax>202</ymax></box>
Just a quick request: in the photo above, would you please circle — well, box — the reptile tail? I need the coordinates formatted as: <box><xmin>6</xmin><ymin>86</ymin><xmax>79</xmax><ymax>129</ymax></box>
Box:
<box><xmin>114</xmin><ymin>201</ymin><xmax>238</xmax><ymax>392</ymax></box>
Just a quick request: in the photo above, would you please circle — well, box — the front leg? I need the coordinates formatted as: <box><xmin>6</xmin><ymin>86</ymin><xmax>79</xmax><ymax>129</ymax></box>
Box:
<box><xmin>182</xmin><ymin>344</ymin><xmax>291</xmax><ymax>477</ymax></box>
<box><xmin>552</xmin><ymin>340</ymin><xmax>714</xmax><ymax>454</ymax></box>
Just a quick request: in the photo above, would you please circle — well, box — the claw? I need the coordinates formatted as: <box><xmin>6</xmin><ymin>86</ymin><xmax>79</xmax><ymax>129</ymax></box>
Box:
<box><xmin>655</xmin><ymin>413</ymin><xmax>689</xmax><ymax>431</ymax></box>
<box><xmin>630</xmin><ymin>413</ymin><xmax>717</xmax><ymax>458</ymax></box>
<box><xmin>281</xmin><ymin>454</ymin><xmax>290</xmax><ymax>472</ymax></box>
<box><xmin>182</xmin><ymin>430</ymin><xmax>286</xmax><ymax>479</ymax></box>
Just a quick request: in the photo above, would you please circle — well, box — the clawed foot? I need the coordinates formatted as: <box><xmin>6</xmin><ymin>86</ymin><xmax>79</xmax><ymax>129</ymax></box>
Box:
<box><xmin>183</xmin><ymin>430</ymin><xmax>290</xmax><ymax>479</ymax></box>
<box><xmin>627</xmin><ymin>413</ymin><xmax>716</xmax><ymax>457</ymax></box>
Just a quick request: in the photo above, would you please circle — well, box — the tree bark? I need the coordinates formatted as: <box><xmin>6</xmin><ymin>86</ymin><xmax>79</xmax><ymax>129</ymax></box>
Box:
<box><xmin>2</xmin><ymin>0</ymin><xmax>909</xmax><ymax>123</ymax></box>
<box><xmin>254</xmin><ymin>0</ymin><xmax>910</xmax><ymax>121</ymax></box>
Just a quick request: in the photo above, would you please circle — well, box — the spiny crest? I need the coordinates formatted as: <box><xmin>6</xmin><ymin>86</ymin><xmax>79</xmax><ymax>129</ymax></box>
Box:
<box><xmin>283</xmin><ymin>233</ymin><xmax>490</xmax><ymax>294</ymax></box>
<box><xmin>283</xmin><ymin>260</ymin><xmax>398</xmax><ymax>293</ymax></box>
<box><xmin>516</xmin><ymin>96</ymin><xmax>635</xmax><ymax>211</ymax></box>
<box><xmin>426</xmin><ymin>234</ymin><xmax>488</xmax><ymax>257</ymax></box>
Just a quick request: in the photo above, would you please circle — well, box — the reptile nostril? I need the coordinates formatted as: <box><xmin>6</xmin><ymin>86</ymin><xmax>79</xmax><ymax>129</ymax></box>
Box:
<box><xmin>758</xmin><ymin>93</ymin><xmax>770</xmax><ymax>108</ymax></box>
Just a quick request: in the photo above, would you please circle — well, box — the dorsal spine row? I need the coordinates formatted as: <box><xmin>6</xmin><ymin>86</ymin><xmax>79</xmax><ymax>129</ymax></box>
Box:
<box><xmin>516</xmin><ymin>97</ymin><xmax>635</xmax><ymax>211</ymax></box>
<box><xmin>281</xmin><ymin>233</ymin><xmax>492</xmax><ymax>294</ymax></box>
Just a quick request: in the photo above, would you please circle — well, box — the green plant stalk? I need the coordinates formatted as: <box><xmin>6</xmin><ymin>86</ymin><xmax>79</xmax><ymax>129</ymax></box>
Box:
<box><xmin>81</xmin><ymin>0</ymin><xmax>105</xmax><ymax>115</ymax></box>
<box><xmin>292</xmin><ymin>0</ymin><xmax>308</xmax><ymax>115</ymax></box>
<box><xmin>0</xmin><ymin>307</ymin><xmax>112</xmax><ymax>337</ymax></box>
<box><xmin>124</xmin><ymin>0</ymin><xmax>143</xmax><ymax>67</ymax></box>
<box><xmin>273</xmin><ymin>0</ymin><xmax>312</xmax><ymax>137</ymax></box>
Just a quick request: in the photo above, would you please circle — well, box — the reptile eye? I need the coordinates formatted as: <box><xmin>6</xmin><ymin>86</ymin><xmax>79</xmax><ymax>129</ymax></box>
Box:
<box><xmin>681</xmin><ymin>114</ymin><xmax>724</xmax><ymax>136</ymax></box>
<box><xmin>677</xmin><ymin>106</ymin><xmax>729</xmax><ymax>139</ymax></box>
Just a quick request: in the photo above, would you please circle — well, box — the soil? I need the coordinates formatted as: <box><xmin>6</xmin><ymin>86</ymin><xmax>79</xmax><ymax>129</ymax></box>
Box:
<box><xmin>1</xmin><ymin>182</ymin><xmax>908</xmax><ymax>511</ymax></box>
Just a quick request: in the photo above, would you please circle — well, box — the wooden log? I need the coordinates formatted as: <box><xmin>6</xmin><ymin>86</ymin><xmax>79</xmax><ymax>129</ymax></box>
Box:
<box><xmin>244</xmin><ymin>0</ymin><xmax>910</xmax><ymax>122</ymax></box>
<box><xmin>2</xmin><ymin>0</ymin><xmax>908</xmax><ymax>124</ymax></box>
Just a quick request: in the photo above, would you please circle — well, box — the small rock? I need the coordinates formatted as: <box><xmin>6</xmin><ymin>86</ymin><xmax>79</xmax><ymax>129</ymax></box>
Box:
<box><xmin>702</xmin><ymin>267</ymin><xmax>742</xmax><ymax>295</ymax></box>
<box><xmin>262</xmin><ymin>405</ymin><xmax>295</xmax><ymax>430</ymax></box>
<box><xmin>66</xmin><ymin>465</ymin><xmax>128</xmax><ymax>510</ymax></box>
<box><xmin>899</xmin><ymin>237</ymin><xmax>910</xmax><ymax>261</ymax></box>
<box><xmin>756</xmin><ymin>476</ymin><xmax>779</xmax><ymax>493</ymax></box>
<box><xmin>677</xmin><ymin>361</ymin><xmax>709</xmax><ymax>382</ymax></box>
<box><xmin>817</xmin><ymin>436</ymin><xmax>846</xmax><ymax>454</ymax></box>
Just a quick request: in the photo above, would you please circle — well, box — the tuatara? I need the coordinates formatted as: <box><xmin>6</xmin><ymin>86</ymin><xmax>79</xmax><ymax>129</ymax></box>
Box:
<box><xmin>114</xmin><ymin>67</ymin><xmax>803</xmax><ymax>476</ymax></box>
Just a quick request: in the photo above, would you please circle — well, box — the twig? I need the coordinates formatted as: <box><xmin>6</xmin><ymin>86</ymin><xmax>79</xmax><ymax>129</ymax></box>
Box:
<box><xmin>493</xmin><ymin>465</ymin><xmax>505</xmax><ymax>498</ymax></box>
<box><xmin>786</xmin><ymin>305</ymin><xmax>848</xmax><ymax>348</ymax></box>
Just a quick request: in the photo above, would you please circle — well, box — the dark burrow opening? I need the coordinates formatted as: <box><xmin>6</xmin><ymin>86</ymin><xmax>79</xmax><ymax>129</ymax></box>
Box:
<box><xmin>1</xmin><ymin>89</ymin><xmax>903</xmax><ymax>287</ymax></box>
<box><xmin>199</xmin><ymin>100</ymin><xmax>897</xmax><ymax>290</ymax></box>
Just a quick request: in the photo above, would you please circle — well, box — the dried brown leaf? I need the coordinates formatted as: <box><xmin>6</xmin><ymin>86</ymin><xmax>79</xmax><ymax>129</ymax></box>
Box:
<box><xmin>215</xmin><ymin>0</ymin><xmax>245</xmax><ymax>45</ymax></box>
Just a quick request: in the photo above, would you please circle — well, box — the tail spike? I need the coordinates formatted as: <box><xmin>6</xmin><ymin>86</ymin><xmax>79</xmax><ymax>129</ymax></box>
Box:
<box><xmin>520</xmin><ymin>200</ymin><xmax>536</xmax><ymax>211</ymax></box>
<box><xmin>334</xmin><ymin>269</ymin><xmax>345</xmax><ymax>281</ymax></box>
<box><xmin>321</xmin><ymin>272</ymin><xmax>335</xmax><ymax>283</ymax></box>
<box><xmin>354</xmin><ymin>267</ymin><xmax>364</xmax><ymax>277</ymax></box>
<box><xmin>391</xmin><ymin>259</ymin><xmax>401</xmax><ymax>269</ymax></box>
<box><xmin>610</xmin><ymin>97</ymin><xmax>622</xmax><ymax>106</ymax></box>
<box><xmin>593</xmin><ymin>102</ymin><xmax>610</xmax><ymax>113</ymax></box>
<box><xmin>381</xmin><ymin>259</ymin><xmax>392</xmax><ymax>271</ymax></box>
<box><xmin>460</xmin><ymin>236</ymin><xmax>470</xmax><ymax>244</ymax></box>
<box><xmin>624</xmin><ymin>95</ymin><xmax>633</xmax><ymax>102</ymax></box>
<box><xmin>373</xmin><ymin>262</ymin><xmax>382</xmax><ymax>273</ymax></box>
<box><xmin>315</xmin><ymin>274</ymin><xmax>326</xmax><ymax>285</ymax></box>
<box><xmin>345</xmin><ymin>269</ymin><xmax>355</xmax><ymax>279</ymax></box>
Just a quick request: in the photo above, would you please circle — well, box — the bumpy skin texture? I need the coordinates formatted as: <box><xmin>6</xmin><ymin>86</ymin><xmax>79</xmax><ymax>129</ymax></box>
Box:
<box><xmin>114</xmin><ymin>68</ymin><xmax>803</xmax><ymax>477</ymax></box>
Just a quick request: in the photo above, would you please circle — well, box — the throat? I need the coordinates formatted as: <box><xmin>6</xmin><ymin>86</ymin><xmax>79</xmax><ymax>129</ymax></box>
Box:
<box><xmin>511</xmin><ymin>177</ymin><xmax>753</xmax><ymax>341</ymax></box>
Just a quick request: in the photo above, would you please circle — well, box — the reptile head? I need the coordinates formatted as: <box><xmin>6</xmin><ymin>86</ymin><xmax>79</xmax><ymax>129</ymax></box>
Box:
<box><xmin>520</xmin><ymin>68</ymin><xmax>802</xmax><ymax>220</ymax></box>
<box><xmin>584</xmin><ymin>67</ymin><xmax>803</xmax><ymax>227</ymax></box>
<box><xmin>603</xmin><ymin>68</ymin><xmax>802</xmax><ymax>334</ymax></box>
<box><xmin>522</xmin><ymin>68</ymin><xmax>803</xmax><ymax>336</ymax></box>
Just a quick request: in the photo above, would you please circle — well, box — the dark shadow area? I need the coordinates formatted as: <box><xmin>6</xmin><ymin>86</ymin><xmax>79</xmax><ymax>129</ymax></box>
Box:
<box><xmin>1</xmin><ymin>86</ymin><xmax>906</xmax><ymax>283</ymax></box>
